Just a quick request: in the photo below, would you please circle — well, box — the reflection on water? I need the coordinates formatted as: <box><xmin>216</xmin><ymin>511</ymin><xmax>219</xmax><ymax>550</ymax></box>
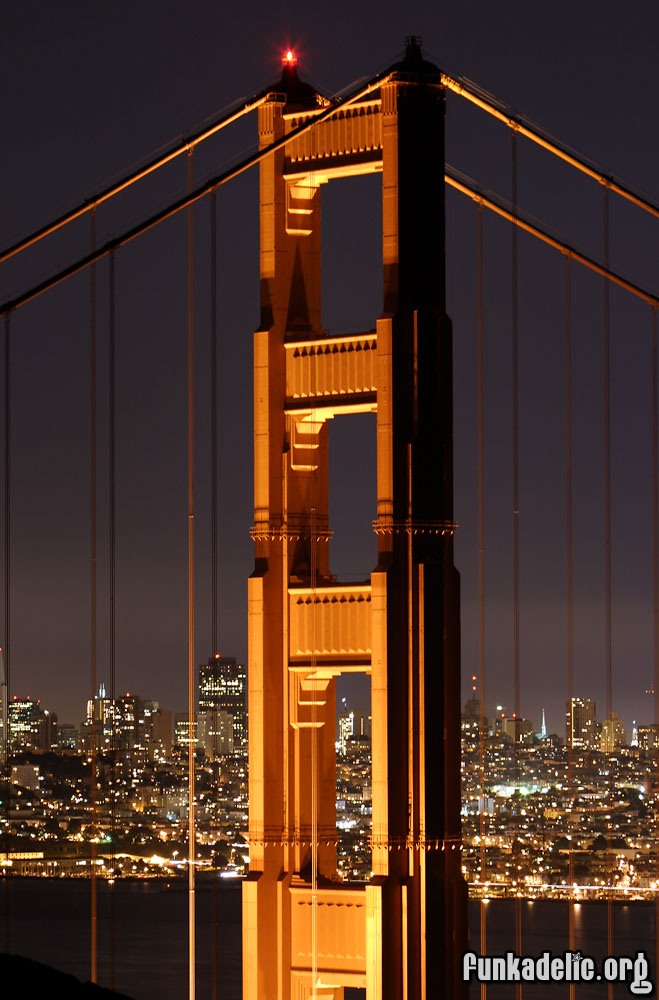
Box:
<box><xmin>469</xmin><ymin>898</ymin><xmax>657</xmax><ymax>998</ymax></box>
<box><xmin>0</xmin><ymin>881</ymin><xmax>655</xmax><ymax>999</ymax></box>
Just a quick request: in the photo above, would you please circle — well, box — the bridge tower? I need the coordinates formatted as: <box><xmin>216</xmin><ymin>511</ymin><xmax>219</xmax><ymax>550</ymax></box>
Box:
<box><xmin>243</xmin><ymin>38</ymin><xmax>467</xmax><ymax>1000</ymax></box>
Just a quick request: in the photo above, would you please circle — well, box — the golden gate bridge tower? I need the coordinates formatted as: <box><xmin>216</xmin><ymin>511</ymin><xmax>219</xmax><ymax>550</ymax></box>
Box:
<box><xmin>244</xmin><ymin>37</ymin><xmax>468</xmax><ymax>999</ymax></box>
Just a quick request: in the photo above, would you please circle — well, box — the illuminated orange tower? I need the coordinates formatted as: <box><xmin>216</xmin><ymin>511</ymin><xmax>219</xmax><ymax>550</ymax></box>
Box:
<box><xmin>243</xmin><ymin>38</ymin><xmax>467</xmax><ymax>999</ymax></box>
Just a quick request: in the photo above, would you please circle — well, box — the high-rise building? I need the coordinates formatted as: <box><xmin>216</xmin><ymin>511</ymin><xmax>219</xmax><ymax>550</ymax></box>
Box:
<box><xmin>149</xmin><ymin>705</ymin><xmax>172</xmax><ymax>757</ymax></box>
<box><xmin>8</xmin><ymin>697</ymin><xmax>57</xmax><ymax>751</ymax></box>
<box><xmin>198</xmin><ymin>709</ymin><xmax>234</xmax><ymax>756</ymax></box>
<box><xmin>84</xmin><ymin>684</ymin><xmax>170</xmax><ymax>759</ymax></box>
<box><xmin>174</xmin><ymin>712</ymin><xmax>197</xmax><ymax>748</ymax></box>
<box><xmin>600</xmin><ymin>712</ymin><xmax>626</xmax><ymax>752</ymax></box>
<box><xmin>338</xmin><ymin>708</ymin><xmax>353</xmax><ymax>755</ymax></box>
<box><xmin>198</xmin><ymin>655</ymin><xmax>247</xmax><ymax>753</ymax></box>
<box><xmin>637</xmin><ymin>724</ymin><xmax>659</xmax><ymax>751</ymax></box>
<box><xmin>86</xmin><ymin>682</ymin><xmax>112</xmax><ymax>745</ymax></box>
<box><xmin>56</xmin><ymin>723</ymin><xmax>78</xmax><ymax>751</ymax></box>
<box><xmin>502</xmin><ymin>717</ymin><xmax>533</xmax><ymax>743</ymax></box>
<box><xmin>566</xmin><ymin>697</ymin><xmax>597</xmax><ymax>749</ymax></box>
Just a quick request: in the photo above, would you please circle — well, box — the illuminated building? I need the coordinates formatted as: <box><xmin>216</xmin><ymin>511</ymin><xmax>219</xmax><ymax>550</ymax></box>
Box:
<box><xmin>84</xmin><ymin>685</ymin><xmax>170</xmax><ymax>757</ymax></box>
<box><xmin>502</xmin><ymin>717</ymin><xmax>533</xmax><ymax>743</ymax></box>
<box><xmin>566</xmin><ymin>697</ymin><xmax>597</xmax><ymax>749</ymax></box>
<box><xmin>600</xmin><ymin>711</ymin><xmax>626</xmax><ymax>752</ymax></box>
<box><xmin>149</xmin><ymin>704</ymin><xmax>172</xmax><ymax>756</ymax></box>
<box><xmin>56</xmin><ymin>723</ymin><xmax>78</xmax><ymax>750</ymax></box>
<box><xmin>338</xmin><ymin>706</ymin><xmax>354</xmax><ymax>755</ymax></box>
<box><xmin>174</xmin><ymin>713</ymin><xmax>197</xmax><ymax>748</ymax></box>
<box><xmin>198</xmin><ymin>655</ymin><xmax>247</xmax><ymax>751</ymax></box>
<box><xmin>86</xmin><ymin>682</ymin><xmax>111</xmax><ymax>735</ymax></box>
<box><xmin>8</xmin><ymin>697</ymin><xmax>56</xmax><ymax>751</ymax></box>
<box><xmin>637</xmin><ymin>724</ymin><xmax>659</xmax><ymax>750</ymax></box>
<box><xmin>198</xmin><ymin>708</ymin><xmax>234</xmax><ymax>756</ymax></box>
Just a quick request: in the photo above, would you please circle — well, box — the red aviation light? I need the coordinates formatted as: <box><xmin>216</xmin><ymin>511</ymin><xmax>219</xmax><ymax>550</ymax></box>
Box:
<box><xmin>283</xmin><ymin>49</ymin><xmax>297</xmax><ymax>66</ymax></box>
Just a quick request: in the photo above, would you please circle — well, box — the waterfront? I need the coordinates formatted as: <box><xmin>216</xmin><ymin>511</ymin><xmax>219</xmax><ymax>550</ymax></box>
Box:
<box><xmin>0</xmin><ymin>880</ymin><xmax>656</xmax><ymax>998</ymax></box>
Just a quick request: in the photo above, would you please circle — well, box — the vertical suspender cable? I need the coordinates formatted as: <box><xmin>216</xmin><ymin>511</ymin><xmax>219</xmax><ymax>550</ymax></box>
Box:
<box><xmin>476</xmin><ymin>204</ymin><xmax>487</xmax><ymax>1000</ymax></box>
<box><xmin>651</xmin><ymin>306</ymin><xmax>658</xmax><ymax>985</ymax></box>
<box><xmin>603</xmin><ymin>187</ymin><xmax>612</xmax><ymax>726</ymax></box>
<box><xmin>310</xmin><ymin>506</ymin><xmax>318</xmax><ymax>998</ymax></box>
<box><xmin>109</xmin><ymin>248</ymin><xmax>117</xmax><ymax>991</ymax></box>
<box><xmin>406</xmin><ymin>435</ymin><xmax>413</xmax><ymax>999</ymax></box>
<box><xmin>3</xmin><ymin>311</ymin><xmax>10</xmax><ymax>954</ymax></box>
<box><xmin>602</xmin><ymin>188</ymin><xmax>614</xmax><ymax>998</ymax></box>
<box><xmin>211</xmin><ymin>188</ymin><xmax>218</xmax><ymax>669</ymax></box>
<box><xmin>511</xmin><ymin>131</ymin><xmax>522</xmax><ymax>990</ymax></box>
<box><xmin>90</xmin><ymin>208</ymin><xmax>98</xmax><ymax>985</ymax></box>
<box><xmin>309</xmin><ymin>137</ymin><xmax>319</xmax><ymax>1000</ymax></box>
<box><xmin>210</xmin><ymin>188</ymin><xmax>219</xmax><ymax>1000</ymax></box>
<box><xmin>565</xmin><ymin>256</ymin><xmax>575</xmax><ymax>1000</ymax></box>
<box><xmin>187</xmin><ymin>147</ymin><xmax>196</xmax><ymax>1000</ymax></box>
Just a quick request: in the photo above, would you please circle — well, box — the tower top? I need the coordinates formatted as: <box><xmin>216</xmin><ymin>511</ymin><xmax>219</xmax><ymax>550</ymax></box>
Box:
<box><xmin>260</xmin><ymin>52</ymin><xmax>327</xmax><ymax>113</ymax></box>
<box><xmin>390</xmin><ymin>35</ymin><xmax>441</xmax><ymax>81</ymax></box>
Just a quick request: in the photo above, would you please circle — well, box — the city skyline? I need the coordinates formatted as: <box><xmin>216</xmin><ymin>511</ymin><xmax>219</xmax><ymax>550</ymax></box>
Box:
<box><xmin>4</xmin><ymin>682</ymin><xmax>658</xmax><ymax>902</ymax></box>
<box><xmin>6</xmin><ymin>669</ymin><xmax>656</xmax><ymax>756</ymax></box>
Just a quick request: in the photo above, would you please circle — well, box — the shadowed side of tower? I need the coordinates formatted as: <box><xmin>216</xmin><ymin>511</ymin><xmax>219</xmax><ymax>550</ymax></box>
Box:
<box><xmin>243</xmin><ymin>38</ymin><xmax>467</xmax><ymax>1000</ymax></box>
<box><xmin>375</xmin><ymin>40</ymin><xmax>467</xmax><ymax>999</ymax></box>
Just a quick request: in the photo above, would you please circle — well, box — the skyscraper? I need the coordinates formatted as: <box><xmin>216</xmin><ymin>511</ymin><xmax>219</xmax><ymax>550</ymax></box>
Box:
<box><xmin>84</xmin><ymin>684</ymin><xmax>171</xmax><ymax>759</ymax></box>
<box><xmin>198</xmin><ymin>656</ymin><xmax>247</xmax><ymax>754</ymax></box>
<box><xmin>600</xmin><ymin>712</ymin><xmax>626</xmax><ymax>752</ymax></box>
<box><xmin>566</xmin><ymin>697</ymin><xmax>597</xmax><ymax>749</ymax></box>
<box><xmin>8</xmin><ymin>697</ymin><xmax>56</xmax><ymax>751</ymax></box>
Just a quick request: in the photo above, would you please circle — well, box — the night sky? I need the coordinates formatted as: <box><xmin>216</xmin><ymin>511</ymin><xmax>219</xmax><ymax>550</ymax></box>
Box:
<box><xmin>3</xmin><ymin>1</ymin><xmax>659</xmax><ymax>738</ymax></box>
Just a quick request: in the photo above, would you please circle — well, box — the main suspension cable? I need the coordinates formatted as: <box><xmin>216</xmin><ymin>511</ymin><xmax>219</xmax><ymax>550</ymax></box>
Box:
<box><xmin>441</xmin><ymin>73</ymin><xmax>659</xmax><ymax>221</ymax></box>
<box><xmin>445</xmin><ymin>170</ymin><xmax>659</xmax><ymax>308</ymax></box>
<box><xmin>0</xmin><ymin>96</ymin><xmax>267</xmax><ymax>264</ymax></box>
<box><xmin>6</xmin><ymin>67</ymin><xmax>659</xmax><ymax>270</ymax></box>
<box><xmin>6</xmin><ymin>138</ymin><xmax>659</xmax><ymax>325</ymax></box>
<box><xmin>0</xmin><ymin>73</ymin><xmax>392</xmax><ymax>318</ymax></box>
